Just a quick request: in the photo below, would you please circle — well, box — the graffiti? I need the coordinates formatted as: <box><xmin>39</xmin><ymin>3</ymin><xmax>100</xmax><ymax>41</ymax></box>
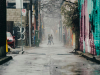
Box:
<box><xmin>13</xmin><ymin>22</ymin><xmax>25</xmax><ymax>40</ymax></box>
<box><xmin>79</xmin><ymin>0</ymin><xmax>100</xmax><ymax>55</ymax></box>
<box><xmin>16</xmin><ymin>26</ymin><xmax>25</xmax><ymax>40</ymax></box>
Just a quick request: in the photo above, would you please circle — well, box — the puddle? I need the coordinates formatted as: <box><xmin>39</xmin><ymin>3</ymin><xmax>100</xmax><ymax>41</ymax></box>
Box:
<box><xmin>44</xmin><ymin>65</ymin><xmax>49</xmax><ymax>67</ymax></box>
<box><xmin>11</xmin><ymin>51</ymin><xmax>20</xmax><ymax>54</ymax></box>
<box><xmin>57</xmin><ymin>54</ymin><xmax>72</xmax><ymax>55</ymax></box>
<box><xmin>28</xmin><ymin>53</ymin><xmax>46</xmax><ymax>55</ymax></box>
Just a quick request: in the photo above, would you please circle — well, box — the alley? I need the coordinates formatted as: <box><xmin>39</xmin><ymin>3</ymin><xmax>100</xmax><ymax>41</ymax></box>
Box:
<box><xmin>0</xmin><ymin>40</ymin><xmax>100</xmax><ymax>75</ymax></box>
<box><xmin>0</xmin><ymin>0</ymin><xmax>100</xmax><ymax>75</ymax></box>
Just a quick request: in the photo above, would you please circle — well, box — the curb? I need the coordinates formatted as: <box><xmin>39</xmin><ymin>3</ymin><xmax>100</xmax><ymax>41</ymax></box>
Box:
<box><xmin>76</xmin><ymin>51</ymin><xmax>100</xmax><ymax>64</ymax></box>
<box><xmin>95</xmin><ymin>58</ymin><xmax>100</xmax><ymax>64</ymax></box>
<box><xmin>0</xmin><ymin>56</ymin><xmax>12</xmax><ymax>65</ymax></box>
<box><xmin>7</xmin><ymin>50</ymin><xmax>24</xmax><ymax>54</ymax></box>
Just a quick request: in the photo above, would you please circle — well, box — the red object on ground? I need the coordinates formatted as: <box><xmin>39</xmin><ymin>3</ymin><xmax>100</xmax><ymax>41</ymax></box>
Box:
<box><xmin>7</xmin><ymin>32</ymin><xmax>15</xmax><ymax>49</ymax></box>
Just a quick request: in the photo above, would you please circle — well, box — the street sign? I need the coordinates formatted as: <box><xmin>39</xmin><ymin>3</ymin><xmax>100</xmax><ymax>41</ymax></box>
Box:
<box><xmin>22</xmin><ymin>9</ymin><xmax>26</xmax><ymax>16</ymax></box>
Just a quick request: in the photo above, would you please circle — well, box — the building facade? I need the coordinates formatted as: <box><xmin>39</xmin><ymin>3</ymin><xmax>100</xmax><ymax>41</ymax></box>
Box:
<box><xmin>6</xmin><ymin>0</ymin><xmax>33</xmax><ymax>47</ymax></box>
<box><xmin>62</xmin><ymin>0</ymin><xmax>77</xmax><ymax>49</ymax></box>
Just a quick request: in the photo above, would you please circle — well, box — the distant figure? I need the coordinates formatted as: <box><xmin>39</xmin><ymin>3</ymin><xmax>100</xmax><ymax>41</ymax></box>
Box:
<box><xmin>63</xmin><ymin>33</ymin><xmax>66</xmax><ymax>45</ymax></box>
<box><xmin>50</xmin><ymin>34</ymin><xmax>54</xmax><ymax>45</ymax></box>
<box><xmin>47</xmin><ymin>34</ymin><xmax>51</xmax><ymax>45</ymax></box>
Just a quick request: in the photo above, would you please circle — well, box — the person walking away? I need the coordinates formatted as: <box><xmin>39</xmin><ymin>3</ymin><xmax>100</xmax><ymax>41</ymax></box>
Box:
<box><xmin>47</xmin><ymin>34</ymin><xmax>51</xmax><ymax>45</ymax></box>
<box><xmin>63</xmin><ymin>33</ymin><xmax>66</xmax><ymax>46</ymax></box>
<box><xmin>50</xmin><ymin>34</ymin><xmax>54</xmax><ymax>45</ymax></box>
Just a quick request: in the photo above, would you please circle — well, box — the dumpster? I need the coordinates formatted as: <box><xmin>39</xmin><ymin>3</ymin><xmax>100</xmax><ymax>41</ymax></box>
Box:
<box><xmin>35</xmin><ymin>30</ymin><xmax>39</xmax><ymax>47</ymax></box>
<box><xmin>36</xmin><ymin>40</ymin><xmax>39</xmax><ymax>47</ymax></box>
<box><xmin>38</xmin><ymin>39</ymin><xmax>40</xmax><ymax>43</ymax></box>
<box><xmin>35</xmin><ymin>30</ymin><xmax>39</xmax><ymax>38</ymax></box>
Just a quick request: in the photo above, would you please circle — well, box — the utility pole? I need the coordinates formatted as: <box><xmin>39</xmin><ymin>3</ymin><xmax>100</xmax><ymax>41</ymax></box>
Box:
<box><xmin>59</xmin><ymin>0</ymin><xmax>64</xmax><ymax>42</ymax></box>
<box><xmin>20</xmin><ymin>0</ymin><xmax>23</xmax><ymax>51</ymax></box>
<box><xmin>35</xmin><ymin>0</ymin><xmax>38</xmax><ymax>30</ymax></box>
<box><xmin>40</xmin><ymin>14</ymin><xmax>42</xmax><ymax>42</ymax></box>
<box><xmin>30</xmin><ymin>0</ymin><xmax>32</xmax><ymax>46</ymax></box>
<box><xmin>29</xmin><ymin>10</ymin><xmax>31</xmax><ymax>47</ymax></box>
<box><xmin>58</xmin><ymin>16</ymin><xmax>62</xmax><ymax>42</ymax></box>
<box><xmin>39</xmin><ymin>1</ymin><xmax>42</xmax><ymax>42</ymax></box>
<box><xmin>29</xmin><ymin>0</ymin><xmax>32</xmax><ymax>47</ymax></box>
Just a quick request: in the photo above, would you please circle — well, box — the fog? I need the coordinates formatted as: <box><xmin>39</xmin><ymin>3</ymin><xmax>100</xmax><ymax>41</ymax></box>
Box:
<box><xmin>41</xmin><ymin>0</ymin><xmax>63</xmax><ymax>42</ymax></box>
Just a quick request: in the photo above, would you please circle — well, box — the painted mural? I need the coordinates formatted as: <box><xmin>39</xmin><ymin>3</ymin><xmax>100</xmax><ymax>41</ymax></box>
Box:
<box><xmin>13</xmin><ymin>22</ymin><xmax>26</xmax><ymax>46</ymax></box>
<box><xmin>64</xmin><ymin>27</ymin><xmax>75</xmax><ymax>48</ymax></box>
<box><xmin>79</xmin><ymin>0</ymin><xmax>100</xmax><ymax>55</ymax></box>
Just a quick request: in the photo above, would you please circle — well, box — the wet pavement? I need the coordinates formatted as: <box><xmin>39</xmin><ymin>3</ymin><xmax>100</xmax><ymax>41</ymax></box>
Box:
<box><xmin>0</xmin><ymin>40</ymin><xmax>100</xmax><ymax>75</ymax></box>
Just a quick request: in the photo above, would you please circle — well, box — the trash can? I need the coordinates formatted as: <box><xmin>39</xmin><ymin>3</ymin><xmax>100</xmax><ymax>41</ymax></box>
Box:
<box><xmin>35</xmin><ymin>30</ymin><xmax>39</xmax><ymax>47</ymax></box>
<box><xmin>36</xmin><ymin>40</ymin><xmax>39</xmax><ymax>47</ymax></box>
<box><xmin>35</xmin><ymin>30</ymin><xmax>39</xmax><ymax>38</ymax></box>
<box><xmin>38</xmin><ymin>39</ymin><xmax>40</xmax><ymax>43</ymax></box>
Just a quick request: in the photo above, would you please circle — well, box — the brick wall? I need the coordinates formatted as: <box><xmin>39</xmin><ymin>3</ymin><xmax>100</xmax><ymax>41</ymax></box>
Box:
<box><xmin>7</xmin><ymin>9</ymin><xmax>27</xmax><ymax>46</ymax></box>
<box><xmin>7</xmin><ymin>9</ymin><xmax>26</xmax><ymax>27</ymax></box>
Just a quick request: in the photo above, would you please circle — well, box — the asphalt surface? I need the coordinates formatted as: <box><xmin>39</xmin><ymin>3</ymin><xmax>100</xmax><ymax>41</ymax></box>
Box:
<box><xmin>0</xmin><ymin>40</ymin><xmax>100</xmax><ymax>75</ymax></box>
